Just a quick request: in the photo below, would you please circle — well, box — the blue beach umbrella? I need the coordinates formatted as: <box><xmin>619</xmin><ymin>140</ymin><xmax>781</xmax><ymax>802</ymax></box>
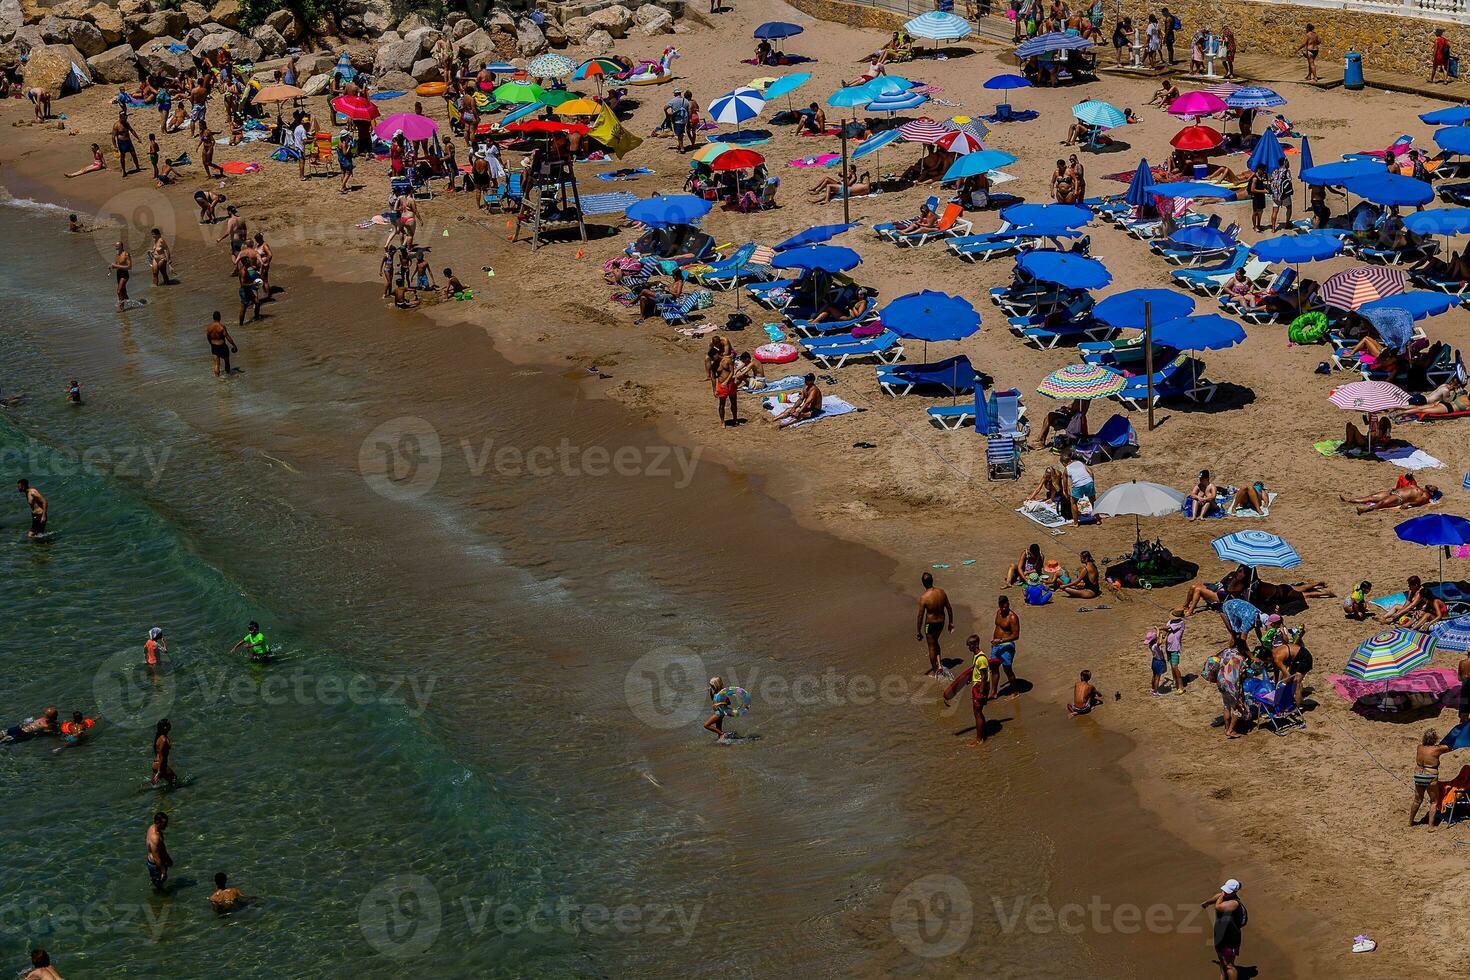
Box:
<box><xmin>1298</xmin><ymin>136</ymin><xmax>1314</xmax><ymax>174</ymax></box>
<box><xmin>942</xmin><ymin>148</ymin><xmax>1018</xmax><ymax>181</ymax></box>
<box><xmin>1072</xmin><ymin>99</ymin><xmax>1126</xmax><ymax>129</ymax></box>
<box><xmin>1212</xmin><ymin>530</ymin><xmax>1302</xmax><ymax>569</ymax></box>
<box><xmin>1145</xmin><ymin>181</ymin><xmax>1235</xmax><ymax>200</ymax></box>
<box><xmin>501</xmin><ymin>102</ymin><xmax>541</xmax><ymax>125</ymax></box>
<box><xmin>850</xmin><ymin>129</ymin><xmax>901</xmax><ymax>160</ymax></box>
<box><xmin>1362</xmin><ymin>307</ymin><xmax>1415</xmax><ymax>352</ymax></box>
<box><xmin>880</xmin><ymin>290</ymin><xmax>981</xmax><ymax>342</ymax></box>
<box><xmin>1247</xmin><ymin>128</ymin><xmax>1284</xmax><ymax>172</ymax></box>
<box><xmin>1169</xmin><ymin>226</ymin><xmax>1236</xmax><ymax>251</ymax></box>
<box><xmin>1125</xmin><ymin>158</ymin><xmax>1155</xmax><ymax>207</ymax></box>
<box><xmin>1396</xmin><ymin>513</ymin><xmax>1470</xmax><ymax>581</ymax></box>
<box><xmin>828</xmin><ymin>85</ymin><xmax>875</xmax><ymax>110</ymax></box>
<box><xmin>1405</xmin><ymin>207</ymin><xmax>1470</xmax><ymax>236</ymax></box>
<box><xmin>484</xmin><ymin>61</ymin><xmax>518</xmax><ymax>73</ymax></box>
<box><xmin>625</xmin><ymin>194</ymin><xmax>712</xmax><ymax>227</ymax></box>
<box><xmin>1300</xmin><ymin>160</ymin><xmax>1387</xmax><ymax>186</ymax></box>
<box><xmin>1421</xmin><ymin>106</ymin><xmax>1470</xmax><ymax>126</ymax></box>
<box><xmin>1000</xmin><ymin>203</ymin><xmax>1092</xmax><ymax>229</ymax></box>
<box><xmin>762</xmin><ymin>72</ymin><xmax>811</xmax><ymax>102</ymax></box>
<box><xmin>905</xmin><ymin>11</ymin><xmax>974</xmax><ymax>40</ymax></box>
<box><xmin>770</xmin><ymin>244</ymin><xmax>862</xmax><ymax>272</ymax></box>
<box><xmin>754</xmin><ymin>21</ymin><xmax>803</xmax><ymax>39</ymax></box>
<box><xmin>1431</xmin><ymin>616</ymin><xmax>1470</xmax><ymax>655</ymax></box>
<box><xmin>866</xmin><ymin>89</ymin><xmax>930</xmax><ymax>114</ymax></box>
<box><xmin>864</xmin><ymin>75</ymin><xmax>919</xmax><ymax>96</ymax></box>
<box><xmin>984</xmin><ymin>73</ymin><xmax>1032</xmax><ymax>90</ymax></box>
<box><xmin>1344</xmin><ymin>173</ymin><xmax>1435</xmax><ymax>207</ymax></box>
<box><xmin>1225</xmin><ymin>85</ymin><xmax>1286</xmax><ymax>110</ymax></box>
<box><xmin>775</xmin><ymin>222</ymin><xmax>861</xmax><ymax>251</ymax></box>
<box><xmin>1094</xmin><ymin>289</ymin><xmax>1194</xmax><ymax>329</ymax></box>
<box><xmin>1359</xmin><ymin>292</ymin><xmax>1458</xmax><ymax>323</ymax></box>
<box><xmin>1151</xmin><ymin>313</ymin><xmax>1246</xmax><ymax>352</ymax></box>
<box><xmin>1017</xmin><ymin>251</ymin><xmax>1112</xmax><ymax>289</ymax></box>
<box><xmin>1251</xmin><ymin>232</ymin><xmax>1343</xmax><ymax>264</ymax></box>
<box><xmin>709</xmin><ymin>88</ymin><xmax>766</xmax><ymax>125</ymax></box>
<box><xmin>1434</xmin><ymin>126</ymin><xmax>1470</xmax><ymax>156</ymax></box>
<box><xmin>1016</xmin><ymin>32</ymin><xmax>1095</xmax><ymax>58</ymax></box>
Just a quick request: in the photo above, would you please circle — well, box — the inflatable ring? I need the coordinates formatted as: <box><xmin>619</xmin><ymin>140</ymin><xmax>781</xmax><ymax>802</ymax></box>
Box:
<box><xmin>416</xmin><ymin>82</ymin><xmax>448</xmax><ymax>97</ymax></box>
<box><xmin>754</xmin><ymin>342</ymin><xmax>799</xmax><ymax>364</ymax></box>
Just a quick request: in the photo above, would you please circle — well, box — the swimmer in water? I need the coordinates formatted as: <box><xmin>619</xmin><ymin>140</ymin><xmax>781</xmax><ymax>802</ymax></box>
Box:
<box><xmin>145</xmin><ymin>811</ymin><xmax>173</xmax><ymax>890</ymax></box>
<box><xmin>67</xmin><ymin>213</ymin><xmax>85</xmax><ymax>233</ymax></box>
<box><xmin>145</xmin><ymin>627</ymin><xmax>166</xmax><ymax>667</ymax></box>
<box><xmin>2</xmin><ymin>707</ymin><xmax>59</xmax><ymax>743</ymax></box>
<box><xmin>66</xmin><ymin>379</ymin><xmax>82</xmax><ymax>404</ymax></box>
<box><xmin>18</xmin><ymin>479</ymin><xmax>47</xmax><ymax>537</ymax></box>
<box><xmin>228</xmin><ymin>621</ymin><xmax>271</xmax><ymax>661</ymax></box>
<box><xmin>209</xmin><ymin>871</ymin><xmax>254</xmax><ymax>913</ymax></box>
<box><xmin>55</xmin><ymin>710</ymin><xmax>96</xmax><ymax>752</ymax></box>
<box><xmin>151</xmin><ymin>718</ymin><xmax>178</xmax><ymax>787</ymax></box>
<box><xmin>25</xmin><ymin>948</ymin><xmax>62</xmax><ymax>980</ymax></box>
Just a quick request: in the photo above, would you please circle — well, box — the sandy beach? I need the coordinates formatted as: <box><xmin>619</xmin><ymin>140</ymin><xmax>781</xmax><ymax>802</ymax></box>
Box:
<box><xmin>7</xmin><ymin>0</ymin><xmax>1470</xmax><ymax>974</ymax></box>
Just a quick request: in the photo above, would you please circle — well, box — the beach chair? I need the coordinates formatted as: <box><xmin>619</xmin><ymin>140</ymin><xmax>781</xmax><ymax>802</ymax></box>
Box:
<box><xmin>1219</xmin><ymin>268</ymin><xmax>1297</xmax><ymax>323</ymax></box>
<box><xmin>786</xmin><ymin>297</ymin><xmax>878</xmax><ymax>337</ymax></box>
<box><xmin>889</xmin><ymin>203</ymin><xmax>973</xmax><ymax>248</ymax></box>
<box><xmin>658</xmin><ymin>289</ymin><xmax>713</xmax><ymax>325</ymax></box>
<box><xmin>1355</xmin><ymin>239</ymin><xmax>1438</xmax><ymax>266</ymax></box>
<box><xmin>1410</xmin><ymin>270</ymin><xmax>1470</xmax><ymax>297</ymax></box>
<box><xmin>927</xmin><ymin>383</ymin><xmax>983</xmax><ymax>429</ymax></box>
<box><xmin>745</xmin><ymin>277</ymin><xmax>799</xmax><ymax>307</ymax></box>
<box><xmin>986</xmin><ymin>436</ymin><xmax>1022</xmax><ymax>480</ymax></box>
<box><xmin>1438</xmin><ymin>182</ymin><xmax>1470</xmax><ymax>206</ymax></box>
<box><xmin>1110</xmin><ymin>355</ymin><xmax>1204</xmax><ymax>410</ymax></box>
<box><xmin>1243</xmin><ymin>677</ymin><xmax>1304</xmax><ymax>735</ymax></box>
<box><xmin>483</xmin><ymin>172</ymin><xmax>523</xmax><ymax>210</ymax></box>
<box><xmin>1169</xmin><ymin>247</ymin><xmax>1250</xmax><ymax>293</ymax></box>
<box><xmin>876</xmin><ymin>354</ymin><xmax>977</xmax><ymax>397</ymax></box>
<box><xmin>990</xmin><ymin>388</ymin><xmax>1029</xmax><ymax>440</ymax></box>
<box><xmin>990</xmin><ymin>283</ymin><xmax>1082</xmax><ymax>318</ymax></box>
<box><xmin>691</xmin><ymin>243</ymin><xmax>770</xmax><ymax>289</ymax></box>
<box><xmin>875</xmin><ymin>197</ymin><xmax>939</xmax><ymax>240</ymax></box>
<box><xmin>1070</xmin><ymin>414</ymin><xmax>1138</xmax><ymax>464</ymax></box>
<box><xmin>1017</xmin><ymin>317</ymin><xmax>1116</xmax><ymax>350</ymax></box>
<box><xmin>802</xmin><ymin>330</ymin><xmax>904</xmax><ymax>368</ymax></box>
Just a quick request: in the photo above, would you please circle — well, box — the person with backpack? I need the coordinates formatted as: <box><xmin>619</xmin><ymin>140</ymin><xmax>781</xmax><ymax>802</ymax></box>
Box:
<box><xmin>1162</xmin><ymin>7</ymin><xmax>1179</xmax><ymax>64</ymax></box>
<box><xmin>665</xmin><ymin>91</ymin><xmax>692</xmax><ymax>153</ymax></box>
<box><xmin>1430</xmin><ymin>27</ymin><xmax>1453</xmax><ymax>84</ymax></box>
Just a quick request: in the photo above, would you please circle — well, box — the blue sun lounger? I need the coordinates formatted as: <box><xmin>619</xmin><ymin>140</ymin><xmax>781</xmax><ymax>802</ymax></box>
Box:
<box><xmin>1070</xmin><ymin>413</ymin><xmax>1138</xmax><ymax>463</ymax></box>
<box><xmin>801</xmin><ymin>330</ymin><xmax>904</xmax><ymax>369</ymax></box>
<box><xmin>692</xmin><ymin>243</ymin><xmax>770</xmax><ymax>288</ymax></box>
<box><xmin>1111</xmin><ymin>355</ymin><xmax>1210</xmax><ymax>410</ymax></box>
<box><xmin>874</xmin><ymin>196</ymin><xmax>940</xmax><ymax>239</ymax></box>
<box><xmin>787</xmin><ymin>297</ymin><xmax>879</xmax><ymax>337</ymax></box>
<box><xmin>876</xmin><ymin>354</ymin><xmax>977</xmax><ymax>397</ymax></box>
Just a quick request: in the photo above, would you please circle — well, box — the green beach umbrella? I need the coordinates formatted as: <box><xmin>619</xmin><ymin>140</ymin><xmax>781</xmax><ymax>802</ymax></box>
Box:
<box><xmin>537</xmin><ymin>88</ymin><xmax>579</xmax><ymax>108</ymax></box>
<box><xmin>494</xmin><ymin>81</ymin><xmax>545</xmax><ymax>104</ymax></box>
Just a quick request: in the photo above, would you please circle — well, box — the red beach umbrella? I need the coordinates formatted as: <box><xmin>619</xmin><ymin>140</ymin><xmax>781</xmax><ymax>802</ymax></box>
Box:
<box><xmin>709</xmin><ymin>148</ymin><xmax>765</xmax><ymax>171</ymax></box>
<box><xmin>1171</xmin><ymin>125</ymin><xmax>1223</xmax><ymax>151</ymax></box>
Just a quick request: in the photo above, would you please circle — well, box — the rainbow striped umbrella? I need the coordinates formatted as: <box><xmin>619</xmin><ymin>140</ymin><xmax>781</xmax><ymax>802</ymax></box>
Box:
<box><xmin>692</xmin><ymin>142</ymin><xmax>734</xmax><ymax>163</ymax></box>
<box><xmin>897</xmin><ymin>118</ymin><xmax>953</xmax><ymax>143</ymax></box>
<box><xmin>1319</xmin><ymin>266</ymin><xmax>1408</xmax><ymax>310</ymax></box>
<box><xmin>1345</xmin><ymin>628</ymin><xmax>1436</xmax><ymax>682</ymax></box>
<box><xmin>573</xmin><ymin>57</ymin><xmax>624</xmax><ymax>80</ymax></box>
<box><xmin>1327</xmin><ymin>380</ymin><xmax>1411</xmax><ymax>412</ymax></box>
<box><xmin>1036</xmin><ymin>363</ymin><xmax>1126</xmax><ymax>400</ymax></box>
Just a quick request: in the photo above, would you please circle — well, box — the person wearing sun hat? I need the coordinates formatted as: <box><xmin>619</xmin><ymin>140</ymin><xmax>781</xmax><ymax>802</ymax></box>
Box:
<box><xmin>1201</xmin><ymin>879</ymin><xmax>1246</xmax><ymax>980</ymax></box>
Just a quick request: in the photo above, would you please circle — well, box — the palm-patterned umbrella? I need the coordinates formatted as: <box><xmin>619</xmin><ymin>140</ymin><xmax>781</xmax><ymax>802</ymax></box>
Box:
<box><xmin>526</xmin><ymin>53</ymin><xmax>576</xmax><ymax>79</ymax></box>
<box><xmin>1345</xmin><ymin>628</ymin><xmax>1436</xmax><ymax>682</ymax></box>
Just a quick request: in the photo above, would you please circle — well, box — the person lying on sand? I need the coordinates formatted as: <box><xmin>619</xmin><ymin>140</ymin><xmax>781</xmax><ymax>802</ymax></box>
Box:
<box><xmin>1341</xmin><ymin>482</ymin><xmax>1438</xmax><ymax>514</ymax></box>
<box><xmin>1394</xmin><ymin>377</ymin><xmax>1470</xmax><ymax>420</ymax></box>
<box><xmin>1341</xmin><ymin>415</ymin><xmax>1406</xmax><ymax>455</ymax></box>
<box><xmin>773</xmin><ymin>374</ymin><xmax>822</xmax><ymax>428</ymax></box>
<box><xmin>65</xmin><ymin>143</ymin><xmax>106</xmax><ymax>178</ymax></box>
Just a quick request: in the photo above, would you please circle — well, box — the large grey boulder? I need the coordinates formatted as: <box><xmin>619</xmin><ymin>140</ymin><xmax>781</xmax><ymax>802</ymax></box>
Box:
<box><xmin>454</xmin><ymin>27</ymin><xmax>493</xmax><ymax>59</ymax></box>
<box><xmin>179</xmin><ymin>1</ymin><xmax>209</xmax><ymax>28</ymax></box>
<box><xmin>562</xmin><ymin>16</ymin><xmax>594</xmax><ymax>45</ymax></box>
<box><xmin>361</xmin><ymin>0</ymin><xmax>394</xmax><ymax>34</ymax></box>
<box><xmin>264</xmin><ymin>8</ymin><xmax>294</xmax><ymax>36</ymax></box>
<box><xmin>515</xmin><ymin>16</ymin><xmax>545</xmax><ymax>56</ymax></box>
<box><xmin>136</xmin><ymin>35</ymin><xmax>192</xmax><ymax>76</ymax></box>
<box><xmin>635</xmin><ymin>6</ymin><xmax>673</xmax><ymax>35</ymax></box>
<box><xmin>586</xmin><ymin>4</ymin><xmax>633</xmax><ymax>39</ymax></box>
<box><xmin>42</xmin><ymin>16</ymin><xmax>107</xmax><ymax>56</ymax></box>
<box><xmin>251</xmin><ymin>23</ymin><xmax>286</xmax><ymax>58</ymax></box>
<box><xmin>126</xmin><ymin>10</ymin><xmax>187</xmax><ymax>48</ymax></box>
<box><xmin>9</xmin><ymin>22</ymin><xmax>43</xmax><ymax>55</ymax></box>
<box><xmin>584</xmin><ymin>27</ymin><xmax>615</xmax><ymax>50</ymax></box>
<box><xmin>301</xmin><ymin>72</ymin><xmax>331</xmax><ymax>96</ymax></box>
<box><xmin>373</xmin><ymin>36</ymin><xmax>420</xmax><ymax>75</ymax></box>
<box><xmin>86</xmin><ymin>4</ymin><xmax>124</xmax><ymax>45</ymax></box>
<box><xmin>402</xmin><ymin>25</ymin><xmax>442</xmax><ymax>55</ymax></box>
<box><xmin>410</xmin><ymin>56</ymin><xmax>439</xmax><ymax>82</ymax></box>
<box><xmin>193</xmin><ymin>29</ymin><xmax>261</xmax><ymax>63</ymax></box>
<box><xmin>450</xmin><ymin>18</ymin><xmax>476</xmax><ymax>40</ymax></box>
<box><xmin>87</xmin><ymin>42</ymin><xmax>139</xmax><ymax>83</ymax></box>
<box><xmin>375</xmin><ymin>69</ymin><xmax>417</xmax><ymax>91</ymax></box>
<box><xmin>208</xmin><ymin>0</ymin><xmax>241</xmax><ymax>28</ymax></box>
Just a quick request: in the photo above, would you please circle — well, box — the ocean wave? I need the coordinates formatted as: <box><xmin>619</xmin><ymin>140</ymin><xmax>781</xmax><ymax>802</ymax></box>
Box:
<box><xmin>0</xmin><ymin>193</ymin><xmax>73</xmax><ymax>215</ymax></box>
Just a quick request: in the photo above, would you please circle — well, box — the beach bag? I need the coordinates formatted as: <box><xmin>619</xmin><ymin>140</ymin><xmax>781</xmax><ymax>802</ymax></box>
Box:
<box><xmin>1287</xmin><ymin>311</ymin><xmax>1329</xmax><ymax>345</ymax></box>
<box><xmin>1201</xmin><ymin>654</ymin><xmax>1221</xmax><ymax>684</ymax></box>
<box><xmin>1451</xmin><ymin>55</ymin><xmax>1461</xmax><ymax>78</ymax></box>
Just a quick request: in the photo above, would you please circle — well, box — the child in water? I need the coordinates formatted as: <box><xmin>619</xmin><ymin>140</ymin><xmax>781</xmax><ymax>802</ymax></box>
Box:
<box><xmin>703</xmin><ymin>676</ymin><xmax>749</xmax><ymax>741</ymax></box>
<box><xmin>56</xmin><ymin>711</ymin><xmax>95</xmax><ymax>752</ymax></box>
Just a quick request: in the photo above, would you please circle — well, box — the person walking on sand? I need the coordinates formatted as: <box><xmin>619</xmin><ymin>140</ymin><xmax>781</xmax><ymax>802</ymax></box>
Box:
<box><xmin>1201</xmin><ymin>879</ymin><xmax>1246</xmax><ymax>980</ymax></box>
<box><xmin>992</xmin><ymin>595</ymin><xmax>1021</xmax><ymax>696</ymax></box>
<box><xmin>198</xmin><ymin>125</ymin><xmax>225</xmax><ymax>178</ymax></box>
<box><xmin>714</xmin><ymin>347</ymin><xmax>740</xmax><ymax>426</ymax></box>
<box><xmin>17</xmin><ymin>479</ymin><xmax>47</xmax><ymax>538</ymax></box>
<box><xmin>110</xmin><ymin>241</ymin><xmax>133</xmax><ymax>311</ymax></box>
<box><xmin>145</xmin><ymin>811</ymin><xmax>173</xmax><ymax>890</ymax></box>
<box><xmin>112</xmin><ymin>109</ymin><xmax>141</xmax><ymax>176</ymax></box>
<box><xmin>207</xmin><ymin>311</ymin><xmax>238</xmax><ymax>377</ymax></box>
<box><xmin>942</xmin><ymin>634</ymin><xmax>992</xmax><ymax>744</ymax></box>
<box><xmin>1411</xmin><ymin>729</ymin><xmax>1453</xmax><ymax>828</ymax></box>
<box><xmin>152</xmin><ymin>719</ymin><xmax>179</xmax><ymax>788</ymax></box>
<box><xmin>1431</xmin><ymin>28</ymin><xmax>1452</xmax><ymax>84</ymax></box>
<box><xmin>1298</xmin><ymin>25</ymin><xmax>1321</xmax><ymax>82</ymax></box>
<box><xmin>916</xmin><ymin>572</ymin><xmax>954</xmax><ymax>678</ymax></box>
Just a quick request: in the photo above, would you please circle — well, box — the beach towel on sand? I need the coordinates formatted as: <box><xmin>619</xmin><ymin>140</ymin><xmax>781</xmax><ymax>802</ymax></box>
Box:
<box><xmin>1314</xmin><ymin>440</ymin><xmax>1445</xmax><ymax>469</ymax></box>
<box><xmin>1016</xmin><ymin>502</ymin><xmax>1069</xmax><ymax>529</ymax></box>
<box><xmin>764</xmin><ymin>395</ymin><xmax>856</xmax><ymax>427</ymax></box>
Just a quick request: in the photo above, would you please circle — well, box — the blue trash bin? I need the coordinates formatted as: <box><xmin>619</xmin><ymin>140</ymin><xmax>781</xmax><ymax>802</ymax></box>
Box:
<box><xmin>1344</xmin><ymin>51</ymin><xmax>1364</xmax><ymax>90</ymax></box>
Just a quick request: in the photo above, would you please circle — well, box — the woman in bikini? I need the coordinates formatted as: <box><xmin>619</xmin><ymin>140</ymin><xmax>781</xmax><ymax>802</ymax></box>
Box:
<box><xmin>808</xmin><ymin>165</ymin><xmax>856</xmax><ymax>196</ymax></box>
<box><xmin>1050</xmin><ymin>158</ymin><xmax>1077</xmax><ymax>204</ymax></box>
<box><xmin>1410</xmin><ymin>730</ymin><xmax>1452</xmax><ymax>829</ymax></box>
<box><xmin>1395</xmin><ymin>377</ymin><xmax>1469</xmax><ymax>420</ymax></box>
<box><xmin>1004</xmin><ymin>544</ymin><xmax>1045</xmax><ymax>586</ymax></box>
<box><xmin>891</xmin><ymin>204</ymin><xmax>938</xmax><ymax>236</ymax></box>
<box><xmin>65</xmin><ymin>144</ymin><xmax>106</xmax><ymax>178</ymax></box>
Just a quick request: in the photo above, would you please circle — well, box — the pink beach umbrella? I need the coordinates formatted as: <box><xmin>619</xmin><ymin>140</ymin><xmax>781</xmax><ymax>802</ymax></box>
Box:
<box><xmin>897</xmin><ymin>117</ymin><xmax>954</xmax><ymax>144</ymax></box>
<box><xmin>1328</xmin><ymin>380</ymin><xmax>1411</xmax><ymax>413</ymax></box>
<box><xmin>1319</xmin><ymin>266</ymin><xmax>1408</xmax><ymax>311</ymax></box>
<box><xmin>1167</xmin><ymin>91</ymin><xmax>1228</xmax><ymax>118</ymax></box>
<box><xmin>374</xmin><ymin>112</ymin><xmax>439</xmax><ymax>142</ymax></box>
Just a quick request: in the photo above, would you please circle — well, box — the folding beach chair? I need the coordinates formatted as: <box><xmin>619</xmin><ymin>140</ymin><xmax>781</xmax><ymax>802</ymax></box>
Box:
<box><xmin>986</xmin><ymin>436</ymin><xmax>1022</xmax><ymax>481</ymax></box>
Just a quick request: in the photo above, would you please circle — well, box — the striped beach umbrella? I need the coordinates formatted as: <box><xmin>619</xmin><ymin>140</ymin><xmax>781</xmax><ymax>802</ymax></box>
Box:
<box><xmin>1226</xmin><ymin>85</ymin><xmax>1287</xmax><ymax>110</ymax></box>
<box><xmin>897</xmin><ymin>118</ymin><xmax>954</xmax><ymax>143</ymax></box>
<box><xmin>526</xmin><ymin>53</ymin><xmax>576</xmax><ymax>79</ymax></box>
<box><xmin>692</xmin><ymin>142</ymin><xmax>734</xmax><ymax>164</ymax></box>
<box><xmin>868</xmin><ymin>89</ymin><xmax>930</xmax><ymax>114</ymax></box>
<box><xmin>937</xmin><ymin>129</ymin><xmax>985</xmax><ymax>154</ymax></box>
<box><xmin>1320</xmin><ymin>267</ymin><xmax>1408</xmax><ymax>310</ymax></box>
<box><xmin>1345</xmin><ymin>628</ymin><xmax>1437</xmax><ymax>682</ymax></box>
<box><xmin>949</xmin><ymin>118</ymin><xmax>991</xmax><ymax>142</ymax></box>
<box><xmin>709</xmin><ymin>87</ymin><xmax>766</xmax><ymax>125</ymax></box>
<box><xmin>1211</xmin><ymin>530</ymin><xmax>1302</xmax><ymax>569</ymax></box>
<box><xmin>1431</xmin><ymin>614</ymin><xmax>1470</xmax><ymax>653</ymax></box>
<box><xmin>1072</xmin><ymin>100</ymin><xmax>1126</xmax><ymax>130</ymax></box>
<box><xmin>1036</xmin><ymin>363</ymin><xmax>1126</xmax><ymax>400</ymax></box>
<box><xmin>1204</xmin><ymin>81</ymin><xmax>1242</xmax><ymax>97</ymax></box>
<box><xmin>573</xmin><ymin>57</ymin><xmax>623</xmax><ymax>80</ymax></box>
<box><xmin>905</xmin><ymin>10</ymin><xmax>974</xmax><ymax>40</ymax></box>
<box><xmin>1328</xmin><ymin>380</ymin><xmax>1411</xmax><ymax>412</ymax></box>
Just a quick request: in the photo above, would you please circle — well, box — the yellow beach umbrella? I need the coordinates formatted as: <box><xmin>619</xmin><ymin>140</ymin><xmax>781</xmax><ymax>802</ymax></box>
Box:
<box><xmin>692</xmin><ymin>142</ymin><xmax>734</xmax><ymax>163</ymax></box>
<box><xmin>553</xmin><ymin>98</ymin><xmax>602</xmax><ymax>117</ymax></box>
